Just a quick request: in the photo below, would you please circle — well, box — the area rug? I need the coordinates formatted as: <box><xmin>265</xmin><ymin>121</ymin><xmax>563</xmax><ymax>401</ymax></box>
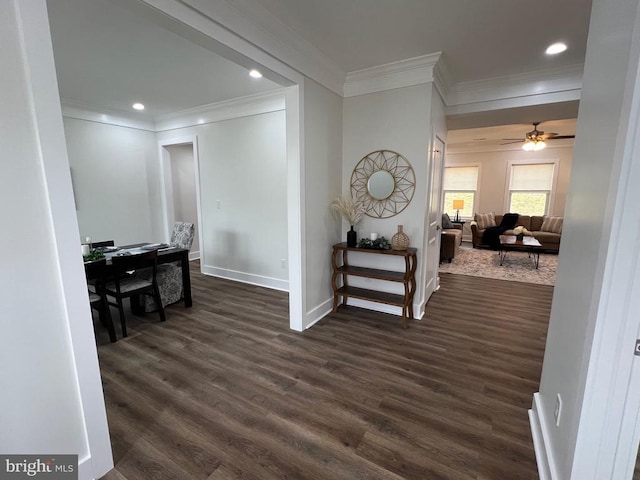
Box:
<box><xmin>439</xmin><ymin>246</ymin><xmax>557</xmax><ymax>286</ymax></box>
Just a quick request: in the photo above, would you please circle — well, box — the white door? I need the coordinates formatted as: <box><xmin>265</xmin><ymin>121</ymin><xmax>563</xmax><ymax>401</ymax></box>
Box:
<box><xmin>424</xmin><ymin>135</ymin><xmax>445</xmax><ymax>299</ymax></box>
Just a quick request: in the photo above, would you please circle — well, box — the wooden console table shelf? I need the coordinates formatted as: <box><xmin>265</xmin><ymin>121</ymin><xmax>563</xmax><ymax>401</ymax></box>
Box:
<box><xmin>331</xmin><ymin>242</ymin><xmax>418</xmax><ymax>329</ymax></box>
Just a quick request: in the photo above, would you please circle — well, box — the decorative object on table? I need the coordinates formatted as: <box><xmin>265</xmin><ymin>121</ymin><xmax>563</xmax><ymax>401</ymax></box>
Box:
<box><xmin>370</xmin><ymin>232</ymin><xmax>379</xmax><ymax>240</ymax></box>
<box><xmin>83</xmin><ymin>249</ymin><xmax>105</xmax><ymax>262</ymax></box>
<box><xmin>513</xmin><ymin>225</ymin><xmax>530</xmax><ymax>241</ymax></box>
<box><xmin>391</xmin><ymin>225</ymin><xmax>410</xmax><ymax>250</ymax></box>
<box><xmin>358</xmin><ymin>236</ymin><xmax>391</xmax><ymax>250</ymax></box>
<box><xmin>350</xmin><ymin>150</ymin><xmax>415</xmax><ymax>218</ymax></box>
<box><xmin>330</xmin><ymin>194</ymin><xmax>365</xmax><ymax>247</ymax></box>
<box><xmin>452</xmin><ymin>199</ymin><xmax>464</xmax><ymax>222</ymax></box>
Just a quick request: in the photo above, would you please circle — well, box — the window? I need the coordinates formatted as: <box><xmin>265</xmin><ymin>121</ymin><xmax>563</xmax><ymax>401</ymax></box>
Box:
<box><xmin>508</xmin><ymin>163</ymin><xmax>555</xmax><ymax>216</ymax></box>
<box><xmin>443</xmin><ymin>166</ymin><xmax>478</xmax><ymax>220</ymax></box>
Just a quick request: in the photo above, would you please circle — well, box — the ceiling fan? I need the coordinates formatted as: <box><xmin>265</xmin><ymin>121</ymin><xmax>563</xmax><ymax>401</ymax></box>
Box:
<box><xmin>502</xmin><ymin>122</ymin><xmax>575</xmax><ymax>151</ymax></box>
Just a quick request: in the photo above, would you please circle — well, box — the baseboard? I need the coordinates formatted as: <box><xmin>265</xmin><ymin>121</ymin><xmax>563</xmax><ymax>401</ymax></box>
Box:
<box><xmin>304</xmin><ymin>297</ymin><xmax>333</xmax><ymax>329</ymax></box>
<box><xmin>345</xmin><ymin>298</ymin><xmax>421</xmax><ymax>320</ymax></box>
<box><xmin>529</xmin><ymin>392</ymin><xmax>558</xmax><ymax>480</ymax></box>
<box><xmin>189</xmin><ymin>250</ymin><xmax>200</xmax><ymax>261</ymax></box>
<box><xmin>78</xmin><ymin>455</ymin><xmax>94</xmax><ymax>480</ymax></box>
<box><xmin>201</xmin><ymin>265</ymin><xmax>289</xmax><ymax>291</ymax></box>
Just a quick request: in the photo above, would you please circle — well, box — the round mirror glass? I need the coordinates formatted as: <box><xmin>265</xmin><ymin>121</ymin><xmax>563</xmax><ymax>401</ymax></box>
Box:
<box><xmin>367</xmin><ymin>170</ymin><xmax>395</xmax><ymax>200</ymax></box>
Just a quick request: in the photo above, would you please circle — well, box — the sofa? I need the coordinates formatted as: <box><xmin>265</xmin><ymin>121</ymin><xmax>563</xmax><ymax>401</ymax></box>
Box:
<box><xmin>470</xmin><ymin>213</ymin><xmax>562</xmax><ymax>252</ymax></box>
<box><xmin>440</xmin><ymin>223</ymin><xmax>463</xmax><ymax>263</ymax></box>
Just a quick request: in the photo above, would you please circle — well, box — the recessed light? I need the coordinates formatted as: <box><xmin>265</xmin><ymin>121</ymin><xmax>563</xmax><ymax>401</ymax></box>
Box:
<box><xmin>249</xmin><ymin>69</ymin><xmax>263</xmax><ymax>78</ymax></box>
<box><xmin>546</xmin><ymin>42</ymin><xmax>567</xmax><ymax>55</ymax></box>
<box><xmin>132</xmin><ymin>103</ymin><xmax>145</xmax><ymax>110</ymax></box>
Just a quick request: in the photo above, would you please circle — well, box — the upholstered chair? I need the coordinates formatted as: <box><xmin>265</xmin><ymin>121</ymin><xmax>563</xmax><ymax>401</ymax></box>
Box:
<box><xmin>140</xmin><ymin>222</ymin><xmax>195</xmax><ymax>311</ymax></box>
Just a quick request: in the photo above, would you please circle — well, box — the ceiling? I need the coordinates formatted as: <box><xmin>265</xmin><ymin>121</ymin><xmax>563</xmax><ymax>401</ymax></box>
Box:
<box><xmin>46</xmin><ymin>0</ymin><xmax>282</xmax><ymax>118</ymax></box>
<box><xmin>46</xmin><ymin>0</ymin><xmax>591</xmax><ymax>142</ymax></box>
<box><xmin>244</xmin><ymin>0</ymin><xmax>592</xmax><ymax>82</ymax></box>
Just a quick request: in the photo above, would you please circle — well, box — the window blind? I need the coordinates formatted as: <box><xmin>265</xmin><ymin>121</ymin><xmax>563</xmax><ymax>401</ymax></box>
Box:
<box><xmin>443</xmin><ymin>166</ymin><xmax>478</xmax><ymax>190</ymax></box>
<box><xmin>510</xmin><ymin>163</ymin><xmax>554</xmax><ymax>190</ymax></box>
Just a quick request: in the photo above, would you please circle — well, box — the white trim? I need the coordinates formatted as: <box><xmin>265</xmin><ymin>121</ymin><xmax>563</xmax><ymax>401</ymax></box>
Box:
<box><xmin>154</xmin><ymin>89</ymin><xmax>286</xmax><ymax>131</ymax></box>
<box><xmin>447</xmin><ymin>64</ymin><xmax>583</xmax><ymax>107</ymax></box>
<box><xmin>305</xmin><ymin>298</ymin><xmax>333</xmax><ymax>329</ymax></box>
<box><xmin>189</xmin><ymin>250</ymin><xmax>200</xmax><ymax>261</ymax></box>
<box><xmin>447</xmin><ymin>141</ymin><xmax>574</xmax><ymax>156</ymax></box>
<box><xmin>285</xmin><ymin>84</ymin><xmax>306</xmax><ymax>331</ymax></box>
<box><xmin>344</xmin><ymin>53</ymin><xmax>442</xmax><ymax>97</ymax></box>
<box><xmin>61</xmin><ymin>99</ymin><xmax>156</xmax><ymax>131</ymax></box>
<box><xmin>416</xmin><ymin>298</ymin><xmax>428</xmax><ymax>321</ymax></box>
<box><xmin>201</xmin><ymin>265</ymin><xmax>289</xmax><ymax>291</ymax></box>
<box><xmin>16</xmin><ymin>2</ymin><xmax>113</xmax><ymax>478</ymax></box>
<box><xmin>346</xmin><ymin>298</ymin><xmax>423</xmax><ymax>321</ymax></box>
<box><xmin>445</xmin><ymin>90</ymin><xmax>581</xmax><ymax>118</ymax></box>
<box><xmin>77</xmin><ymin>456</ymin><xmax>91</xmax><ymax>480</ymax></box>
<box><xmin>529</xmin><ymin>393</ymin><xmax>557</xmax><ymax>480</ymax></box>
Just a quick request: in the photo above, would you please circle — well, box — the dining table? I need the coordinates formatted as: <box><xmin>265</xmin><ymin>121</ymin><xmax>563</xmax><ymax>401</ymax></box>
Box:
<box><xmin>89</xmin><ymin>242</ymin><xmax>192</xmax><ymax>308</ymax></box>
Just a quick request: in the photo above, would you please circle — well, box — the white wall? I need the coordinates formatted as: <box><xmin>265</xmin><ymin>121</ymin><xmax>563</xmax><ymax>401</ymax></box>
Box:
<box><xmin>342</xmin><ymin>83</ymin><xmax>432</xmax><ymax>314</ymax></box>
<box><xmin>446</xmin><ymin>144</ymin><xmax>573</xmax><ymax>218</ymax></box>
<box><xmin>167</xmin><ymin>144</ymin><xmax>200</xmax><ymax>256</ymax></box>
<box><xmin>63</xmin><ymin>118</ymin><xmax>162</xmax><ymax>245</ymax></box>
<box><xmin>302</xmin><ymin>78</ymin><xmax>343</xmax><ymax>324</ymax></box>
<box><xmin>532</xmin><ymin>0</ymin><xmax>640</xmax><ymax>478</ymax></box>
<box><xmin>1</xmin><ymin>2</ymin><xmax>111</xmax><ymax>478</ymax></box>
<box><xmin>158</xmin><ymin>110</ymin><xmax>288</xmax><ymax>289</ymax></box>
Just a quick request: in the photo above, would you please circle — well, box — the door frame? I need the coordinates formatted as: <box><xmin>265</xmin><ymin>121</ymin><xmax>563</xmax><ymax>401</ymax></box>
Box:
<box><xmin>158</xmin><ymin>136</ymin><xmax>203</xmax><ymax>262</ymax></box>
<box><xmin>421</xmin><ymin>133</ymin><xmax>446</xmax><ymax>312</ymax></box>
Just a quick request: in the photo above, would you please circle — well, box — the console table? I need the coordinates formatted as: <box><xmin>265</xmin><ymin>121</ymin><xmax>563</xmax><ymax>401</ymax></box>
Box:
<box><xmin>331</xmin><ymin>242</ymin><xmax>418</xmax><ymax>329</ymax></box>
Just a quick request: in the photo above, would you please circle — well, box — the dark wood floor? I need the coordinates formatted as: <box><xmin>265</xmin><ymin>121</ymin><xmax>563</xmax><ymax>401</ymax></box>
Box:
<box><xmin>97</xmin><ymin>266</ymin><xmax>552</xmax><ymax>480</ymax></box>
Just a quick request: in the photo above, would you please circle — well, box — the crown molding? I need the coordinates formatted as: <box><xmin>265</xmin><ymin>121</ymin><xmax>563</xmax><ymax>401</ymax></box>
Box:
<box><xmin>447</xmin><ymin>139</ymin><xmax>574</xmax><ymax>155</ymax></box>
<box><xmin>60</xmin><ymin>99</ymin><xmax>156</xmax><ymax>131</ymax></box>
<box><xmin>154</xmin><ymin>89</ymin><xmax>286</xmax><ymax>131</ymax></box>
<box><xmin>446</xmin><ymin>63</ymin><xmax>584</xmax><ymax>110</ymax></box>
<box><xmin>344</xmin><ymin>52</ymin><xmax>443</xmax><ymax>98</ymax></box>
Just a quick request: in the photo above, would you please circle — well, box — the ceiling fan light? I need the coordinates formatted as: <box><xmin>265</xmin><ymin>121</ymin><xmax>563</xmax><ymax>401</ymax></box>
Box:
<box><xmin>523</xmin><ymin>140</ymin><xmax>546</xmax><ymax>151</ymax></box>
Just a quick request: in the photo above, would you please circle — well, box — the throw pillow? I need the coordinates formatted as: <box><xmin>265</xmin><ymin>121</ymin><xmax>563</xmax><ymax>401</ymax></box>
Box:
<box><xmin>475</xmin><ymin>212</ymin><xmax>496</xmax><ymax>230</ymax></box>
<box><xmin>541</xmin><ymin>216</ymin><xmax>563</xmax><ymax>234</ymax></box>
<box><xmin>442</xmin><ymin>213</ymin><xmax>453</xmax><ymax>229</ymax></box>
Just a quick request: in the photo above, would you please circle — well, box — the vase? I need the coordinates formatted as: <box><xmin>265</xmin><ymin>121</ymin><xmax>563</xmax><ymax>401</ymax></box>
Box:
<box><xmin>516</xmin><ymin>233</ymin><xmax>524</xmax><ymax>241</ymax></box>
<box><xmin>347</xmin><ymin>225</ymin><xmax>357</xmax><ymax>247</ymax></box>
<box><xmin>391</xmin><ymin>225</ymin><xmax>409</xmax><ymax>250</ymax></box>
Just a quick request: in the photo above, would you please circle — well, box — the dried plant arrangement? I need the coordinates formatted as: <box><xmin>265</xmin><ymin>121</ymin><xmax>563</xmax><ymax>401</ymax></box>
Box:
<box><xmin>330</xmin><ymin>194</ymin><xmax>365</xmax><ymax>226</ymax></box>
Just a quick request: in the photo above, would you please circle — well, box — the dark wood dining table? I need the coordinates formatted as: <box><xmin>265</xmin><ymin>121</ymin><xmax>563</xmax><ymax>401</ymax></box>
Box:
<box><xmin>92</xmin><ymin>243</ymin><xmax>192</xmax><ymax>308</ymax></box>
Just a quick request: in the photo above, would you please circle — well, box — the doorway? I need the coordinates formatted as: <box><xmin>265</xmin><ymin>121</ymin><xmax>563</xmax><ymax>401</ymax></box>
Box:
<box><xmin>161</xmin><ymin>140</ymin><xmax>201</xmax><ymax>261</ymax></box>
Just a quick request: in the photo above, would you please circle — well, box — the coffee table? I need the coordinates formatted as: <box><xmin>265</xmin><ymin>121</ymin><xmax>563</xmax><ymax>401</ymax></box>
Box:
<box><xmin>498</xmin><ymin>235</ymin><xmax>543</xmax><ymax>269</ymax></box>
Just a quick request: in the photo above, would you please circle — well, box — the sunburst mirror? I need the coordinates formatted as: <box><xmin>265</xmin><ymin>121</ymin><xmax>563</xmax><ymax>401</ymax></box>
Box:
<box><xmin>350</xmin><ymin>150</ymin><xmax>416</xmax><ymax>218</ymax></box>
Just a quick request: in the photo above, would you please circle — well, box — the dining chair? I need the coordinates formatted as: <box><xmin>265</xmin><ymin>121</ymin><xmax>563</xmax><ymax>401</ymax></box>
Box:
<box><xmin>104</xmin><ymin>250</ymin><xmax>166</xmax><ymax>337</ymax></box>
<box><xmin>84</xmin><ymin>258</ymin><xmax>117</xmax><ymax>342</ymax></box>
<box><xmin>91</xmin><ymin>240</ymin><xmax>115</xmax><ymax>248</ymax></box>
<box><xmin>140</xmin><ymin>222</ymin><xmax>195</xmax><ymax>312</ymax></box>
